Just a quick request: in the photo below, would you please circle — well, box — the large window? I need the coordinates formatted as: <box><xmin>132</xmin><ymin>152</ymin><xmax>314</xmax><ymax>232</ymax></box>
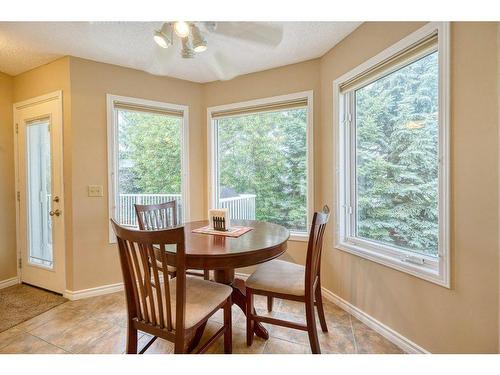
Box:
<box><xmin>107</xmin><ymin>95</ymin><xmax>189</xmax><ymax>241</ymax></box>
<box><xmin>335</xmin><ymin>23</ymin><xmax>449</xmax><ymax>286</ymax></box>
<box><xmin>208</xmin><ymin>92</ymin><xmax>313</xmax><ymax>238</ymax></box>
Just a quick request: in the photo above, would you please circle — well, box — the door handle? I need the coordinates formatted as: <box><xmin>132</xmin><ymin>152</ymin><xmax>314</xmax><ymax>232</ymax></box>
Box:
<box><xmin>49</xmin><ymin>209</ymin><xmax>62</xmax><ymax>217</ymax></box>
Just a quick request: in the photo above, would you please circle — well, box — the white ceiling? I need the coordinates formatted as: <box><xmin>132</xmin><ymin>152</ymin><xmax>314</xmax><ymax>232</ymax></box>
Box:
<box><xmin>0</xmin><ymin>22</ymin><xmax>361</xmax><ymax>83</ymax></box>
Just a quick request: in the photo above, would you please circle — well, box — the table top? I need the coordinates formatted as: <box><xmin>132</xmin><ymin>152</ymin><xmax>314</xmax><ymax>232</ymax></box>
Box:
<box><xmin>165</xmin><ymin>220</ymin><xmax>289</xmax><ymax>270</ymax></box>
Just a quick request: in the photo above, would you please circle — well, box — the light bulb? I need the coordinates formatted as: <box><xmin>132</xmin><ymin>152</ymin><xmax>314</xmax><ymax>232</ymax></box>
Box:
<box><xmin>174</xmin><ymin>21</ymin><xmax>190</xmax><ymax>38</ymax></box>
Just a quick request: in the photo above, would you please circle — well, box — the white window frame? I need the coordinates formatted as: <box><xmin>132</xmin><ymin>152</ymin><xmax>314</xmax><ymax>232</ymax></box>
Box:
<box><xmin>107</xmin><ymin>94</ymin><xmax>190</xmax><ymax>243</ymax></box>
<box><xmin>207</xmin><ymin>91</ymin><xmax>314</xmax><ymax>241</ymax></box>
<box><xmin>333</xmin><ymin>22</ymin><xmax>450</xmax><ymax>287</ymax></box>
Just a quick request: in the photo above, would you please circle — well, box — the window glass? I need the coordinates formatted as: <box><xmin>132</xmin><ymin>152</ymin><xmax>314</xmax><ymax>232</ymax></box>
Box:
<box><xmin>215</xmin><ymin>107</ymin><xmax>308</xmax><ymax>232</ymax></box>
<box><xmin>116</xmin><ymin>109</ymin><xmax>183</xmax><ymax>226</ymax></box>
<box><xmin>354</xmin><ymin>51</ymin><xmax>439</xmax><ymax>256</ymax></box>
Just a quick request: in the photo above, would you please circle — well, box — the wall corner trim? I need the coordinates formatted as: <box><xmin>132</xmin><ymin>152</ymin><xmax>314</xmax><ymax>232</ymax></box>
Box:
<box><xmin>321</xmin><ymin>288</ymin><xmax>430</xmax><ymax>354</ymax></box>
<box><xmin>0</xmin><ymin>276</ymin><xmax>20</xmax><ymax>290</ymax></box>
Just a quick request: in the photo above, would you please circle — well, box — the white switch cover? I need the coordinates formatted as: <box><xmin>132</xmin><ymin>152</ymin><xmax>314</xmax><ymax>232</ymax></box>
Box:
<box><xmin>88</xmin><ymin>185</ymin><xmax>104</xmax><ymax>197</ymax></box>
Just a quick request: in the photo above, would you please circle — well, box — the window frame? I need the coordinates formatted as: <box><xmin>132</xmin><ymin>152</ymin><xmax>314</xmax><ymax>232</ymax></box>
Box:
<box><xmin>333</xmin><ymin>22</ymin><xmax>450</xmax><ymax>287</ymax></box>
<box><xmin>107</xmin><ymin>94</ymin><xmax>190</xmax><ymax>243</ymax></box>
<box><xmin>207</xmin><ymin>91</ymin><xmax>314</xmax><ymax>241</ymax></box>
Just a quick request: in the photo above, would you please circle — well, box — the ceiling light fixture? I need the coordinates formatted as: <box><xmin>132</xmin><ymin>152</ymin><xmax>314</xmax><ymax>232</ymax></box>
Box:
<box><xmin>173</xmin><ymin>21</ymin><xmax>190</xmax><ymax>38</ymax></box>
<box><xmin>153</xmin><ymin>23</ymin><xmax>173</xmax><ymax>49</ymax></box>
<box><xmin>181</xmin><ymin>37</ymin><xmax>195</xmax><ymax>58</ymax></box>
<box><xmin>191</xmin><ymin>25</ymin><xmax>207</xmax><ymax>53</ymax></box>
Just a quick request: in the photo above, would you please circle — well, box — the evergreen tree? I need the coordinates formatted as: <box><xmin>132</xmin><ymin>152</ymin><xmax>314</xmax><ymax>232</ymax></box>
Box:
<box><xmin>356</xmin><ymin>52</ymin><xmax>439</xmax><ymax>255</ymax></box>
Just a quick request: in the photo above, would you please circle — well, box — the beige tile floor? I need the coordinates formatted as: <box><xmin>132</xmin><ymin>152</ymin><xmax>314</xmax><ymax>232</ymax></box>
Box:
<box><xmin>0</xmin><ymin>291</ymin><xmax>403</xmax><ymax>354</ymax></box>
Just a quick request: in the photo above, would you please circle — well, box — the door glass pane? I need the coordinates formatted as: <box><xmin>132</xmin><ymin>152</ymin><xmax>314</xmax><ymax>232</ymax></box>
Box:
<box><xmin>355</xmin><ymin>51</ymin><xmax>439</xmax><ymax>257</ymax></box>
<box><xmin>26</xmin><ymin>119</ymin><xmax>53</xmax><ymax>268</ymax></box>
<box><xmin>117</xmin><ymin>109</ymin><xmax>183</xmax><ymax>226</ymax></box>
<box><xmin>215</xmin><ymin>107</ymin><xmax>308</xmax><ymax>232</ymax></box>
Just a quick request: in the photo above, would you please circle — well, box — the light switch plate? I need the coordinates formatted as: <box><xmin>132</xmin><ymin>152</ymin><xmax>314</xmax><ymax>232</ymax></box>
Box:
<box><xmin>88</xmin><ymin>185</ymin><xmax>104</xmax><ymax>197</ymax></box>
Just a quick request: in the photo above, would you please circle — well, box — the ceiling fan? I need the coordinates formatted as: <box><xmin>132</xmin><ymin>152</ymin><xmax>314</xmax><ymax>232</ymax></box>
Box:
<box><xmin>153</xmin><ymin>21</ymin><xmax>284</xmax><ymax>80</ymax></box>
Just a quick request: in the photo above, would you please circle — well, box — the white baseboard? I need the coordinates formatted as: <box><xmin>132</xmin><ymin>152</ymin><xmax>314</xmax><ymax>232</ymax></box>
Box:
<box><xmin>321</xmin><ymin>287</ymin><xmax>429</xmax><ymax>354</ymax></box>
<box><xmin>0</xmin><ymin>276</ymin><xmax>20</xmax><ymax>290</ymax></box>
<box><xmin>63</xmin><ymin>282</ymin><xmax>124</xmax><ymax>301</ymax></box>
<box><xmin>237</xmin><ymin>271</ymin><xmax>426</xmax><ymax>353</ymax></box>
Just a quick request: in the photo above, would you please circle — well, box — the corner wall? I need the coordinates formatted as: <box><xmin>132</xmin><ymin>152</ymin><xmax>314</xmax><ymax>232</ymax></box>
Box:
<box><xmin>203</xmin><ymin>59</ymin><xmax>322</xmax><ymax>267</ymax></box>
<box><xmin>319</xmin><ymin>22</ymin><xmax>499</xmax><ymax>353</ymax></box>
<box><xmin>68</xmin><ymin>57</ymin><xmax>205</xmax><ymax>291</ymax></box>
<box><xmin>204</xmin><ymin>22</ymin><xmax>500</xmax><ymax>353</ymax></box>
<box><xmin>0</xmin><ymin>72</ymin><xmax>16</xmax><ymax>283</ymax></box>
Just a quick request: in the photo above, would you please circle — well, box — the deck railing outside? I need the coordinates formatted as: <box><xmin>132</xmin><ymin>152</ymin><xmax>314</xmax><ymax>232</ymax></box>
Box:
<box><xmin>118</xmin><ymin>193</ymin><xmax>256</xmax><ymax>227</ymax></box>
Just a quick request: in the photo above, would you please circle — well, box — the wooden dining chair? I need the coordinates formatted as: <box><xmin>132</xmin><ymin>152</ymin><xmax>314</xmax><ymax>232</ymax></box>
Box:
<box><xmin>245</xmin><ymin>205</ymin><xmax>330</xmax><ymax>354</ymax></box>
<box><xmin>135</xmin><ymin>201</ymin><xmax>210</xmax><ymax>280</ymax></box>
<box><xmin>111</xmin><ymin>219</ymin><xmax>232</xmax><ymax>354</ymax></box>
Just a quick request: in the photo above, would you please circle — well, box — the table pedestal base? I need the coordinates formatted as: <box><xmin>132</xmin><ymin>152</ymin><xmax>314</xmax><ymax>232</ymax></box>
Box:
<box><xmin>212</xmin><ymin>269</ymin><xmax>269</xmax><ymax>339</ymax></box>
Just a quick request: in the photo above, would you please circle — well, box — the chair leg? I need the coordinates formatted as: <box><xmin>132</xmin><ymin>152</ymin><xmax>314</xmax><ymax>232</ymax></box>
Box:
<box><xmin>174</xmin><ymin>335</ymin><xmax>185</xmax><ymax>354</ymax></box>
<box><xmin>126</xmin><ymin>325</ymin><xmax>138</xmax><ymax>354</ymax></box>
<box><xmin>204</xmin><ymin>270</ymin><xmax>210</xmax><ymax>280</ymax></box>
<box><xmin>223</xmin><ymin>297</ymin><xmax>232</xmax><ymax>354</ymax></box>
<box><xmin>267</xmin><ymin>296</ymin><xmax>274</xmax><ymax>312</ymax></box>
<box><xmin>315</xmin><ymin>282</ymin><xmax>328</xmax><ymax>333</ymax></box>
<box><xmin>246</xmin><ymin>288</ymin><xmax>254</xmax><ymax>346</ymax></box>
<box><xmin>305</xmin><ymin>293</ymin><xmax>321</xmax><ymax>354</ymax></box>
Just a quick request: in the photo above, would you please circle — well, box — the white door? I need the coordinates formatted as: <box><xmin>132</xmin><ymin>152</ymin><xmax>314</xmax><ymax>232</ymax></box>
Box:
<box><xmin>14</xmin><ymin>91</ymin><xmax>66</xmax><ymax>293</ymax></box>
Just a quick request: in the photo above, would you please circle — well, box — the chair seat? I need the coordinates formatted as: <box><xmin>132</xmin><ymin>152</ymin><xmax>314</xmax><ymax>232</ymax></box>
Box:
<box><xmin>246</xmin><ymin>259</ymin><xmax>305</xmax><ymax>296</ymax></box>
<box><xmin>154</xmin><ymin>259</ymin><xmax>177</xmax><ymax>273</ymax></box>
<box><xmin>153</xmin><ymin>246</ymin><xmax>204</xmax><ymax>275</ymax></box>
<box><xmin>147</xmin><ymin>276</ymin><xmax>232</xmax><ymax>329</ymax></box>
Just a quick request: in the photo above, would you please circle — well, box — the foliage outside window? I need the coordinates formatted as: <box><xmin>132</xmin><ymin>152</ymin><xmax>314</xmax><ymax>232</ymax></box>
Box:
<box><xmin>211</xmin><ymin>99</ymin><xmax>311</xmax><ymax>234</ymax></box>
<box><xmin>107</xmin><ymin>95</ymin><xmax>187</xmax><ymax>235</ymax></box>
<box><xmin>336</xmin><ymin>24</ymin><xmax>449</xmax><ymax>286</ymax></box>
<box><xmin>355</xmin><ymin>52</ymin><xmax>439</xmax><ymax>256</ymax></box>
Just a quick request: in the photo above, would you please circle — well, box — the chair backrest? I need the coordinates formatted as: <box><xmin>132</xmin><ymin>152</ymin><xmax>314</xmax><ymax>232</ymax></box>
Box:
<box><xmin>135</xmin><ymin>200</ymin><xmax>178</xmax><ymax>230</ymax></box>
<box><xmin>110</xmin><ymin>219</ymin><xmax>186</xmax><ymax>334</ymax></box>
<box><xmin>305</xmin><ymin>205</ymin><xmax>330</xmax><ymax>291</ymax></box>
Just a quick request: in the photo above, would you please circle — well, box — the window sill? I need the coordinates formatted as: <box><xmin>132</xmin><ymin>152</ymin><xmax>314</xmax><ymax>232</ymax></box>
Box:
<box><xmin>289</xmin><ymin>232</ymin><xmax>309</xmax><ymax>242</ymax></box>
<box><xmin>335</xmin><ymin>240</ymin><xmax>449</xmax><ymax>288</ymax></box>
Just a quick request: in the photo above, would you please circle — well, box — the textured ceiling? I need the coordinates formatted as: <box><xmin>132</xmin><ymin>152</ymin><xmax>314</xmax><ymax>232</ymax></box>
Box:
<box><xmin>0</xmin><ymin>22</ymin><xmax>361</xmax><ymax>82</ymax></box>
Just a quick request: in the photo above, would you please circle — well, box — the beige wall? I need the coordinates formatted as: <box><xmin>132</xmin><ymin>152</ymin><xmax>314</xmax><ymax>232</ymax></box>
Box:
<box><xmin>0</xmin><ymin>72</ymin><xmax>16</xmax><ymax>281</ymax></box>
<box><xmin>68</xmin><ymin>57</ymin><xmax>205</xmax><ymax>290</ymax></box>
<box><xmin>2</xmin><ymin>22</ymin><xmax>498</xmax><ymax>353</ymax></box>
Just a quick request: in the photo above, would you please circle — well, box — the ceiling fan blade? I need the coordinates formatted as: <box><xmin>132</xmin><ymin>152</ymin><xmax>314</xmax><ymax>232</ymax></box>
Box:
<box><xmin>211</xmin><ymin>22</ymin><xmax>283</xmax><ymax>47</ymax></box>
<box><xmin>211</xmin><ymin>52</ymin><xmax>239</xmax><ymax>81</ymax></box>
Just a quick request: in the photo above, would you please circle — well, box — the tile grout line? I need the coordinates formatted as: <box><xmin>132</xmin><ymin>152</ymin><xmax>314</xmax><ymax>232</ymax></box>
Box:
<box><xmin>349</xmin><ymin>315</ymin><xmax>359</xmax><ymax>354</ymax></box>
<box><xmin>26</xmin><ymin>332</ymin><xmax>71</xmax><ymax>353</ymax></box>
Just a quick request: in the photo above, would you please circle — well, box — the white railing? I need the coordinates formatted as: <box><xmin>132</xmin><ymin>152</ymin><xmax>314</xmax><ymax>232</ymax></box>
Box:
<box><xmin>220</xmin><ymin>194</ymin><xmax>256</xmax><ymax>221</ymax></box>
<box><xmin>118</xmin><ymin>193</ymin><xmax>181</xmax><ymax>227</ymax></box>
<box><xmin>118</xmin><ymin>193</ymin><xmax>256</xmax><ymax>226</ymax></box>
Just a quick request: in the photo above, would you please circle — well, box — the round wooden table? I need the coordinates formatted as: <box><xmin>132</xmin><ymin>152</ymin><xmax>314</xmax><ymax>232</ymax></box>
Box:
<box><xmin>164</xmin><ymin>219</ymin><xmax>289</xmax><ymax>350</ymax></box>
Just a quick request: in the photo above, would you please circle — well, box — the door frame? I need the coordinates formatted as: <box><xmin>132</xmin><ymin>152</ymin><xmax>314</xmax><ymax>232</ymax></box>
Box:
<box><xmin>13</xmin><ymin>90</ymin><xmax>66</xmax><ymax>292</ymax></box>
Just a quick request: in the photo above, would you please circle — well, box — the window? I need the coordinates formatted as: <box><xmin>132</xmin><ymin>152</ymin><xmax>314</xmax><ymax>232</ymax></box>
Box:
<box><xmin>107</xmin><ymin>95</ymin><xmax>189</xmax><ymax>241</ymax></box>
<box><xmin>335</xmin><ymin>23</ymin><xmax>449</xmax><ymax>286</ymax></box>
<box><xmin>208</xmin><ymin>92</ymin><xmax>313</xmax><ymax>238</ymax></box>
